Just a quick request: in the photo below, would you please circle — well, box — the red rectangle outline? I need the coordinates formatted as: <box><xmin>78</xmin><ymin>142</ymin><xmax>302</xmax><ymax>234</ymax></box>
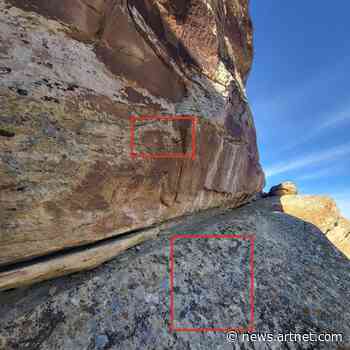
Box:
<box><xmin>130</xmin><ymin>115</ymin><xmax>197</xmax><ymax>160</ymax></box>
<box><xmin>169</xmin><ymin>234</ymin><xmax>255</xmax><ymax>333</ymax></box>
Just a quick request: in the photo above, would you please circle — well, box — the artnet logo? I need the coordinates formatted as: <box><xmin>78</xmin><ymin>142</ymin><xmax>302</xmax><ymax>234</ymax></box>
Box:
<box><xmin>129</xmin><ymin>115</ymin><xmax>197</xmax><ymax>160</ymax></box>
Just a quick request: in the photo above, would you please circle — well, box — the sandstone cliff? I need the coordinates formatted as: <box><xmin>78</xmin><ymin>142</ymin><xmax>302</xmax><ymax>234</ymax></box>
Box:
<box><xmin>0</xmin><ymin>0</ymin><xmax>264</xmax><ymax>274</ymax></box>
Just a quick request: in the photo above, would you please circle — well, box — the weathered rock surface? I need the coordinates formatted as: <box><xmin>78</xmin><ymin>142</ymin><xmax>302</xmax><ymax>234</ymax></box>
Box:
<box><xmin>0</xmin><ymin>197</ymin><xmax>349</xmax><ymax>350</ymax></box>
<box><xmin>0</xmin><ymin>0</ymin><xmax>264</xmax><ymax>269</ymax></box>
<box><xmin>269</xmin><ymin>181</ymin><xmax>298</xmax><ymax>196</ymax></box>
<box><xmin>276</xmin><ymin>195</ymin><xmax>350</xmax><ymax>258</ymax></box>
<box><xmin>0</xmin><ymin>227</ymin><xmax>160</xmax><ymax>292</ymax></box>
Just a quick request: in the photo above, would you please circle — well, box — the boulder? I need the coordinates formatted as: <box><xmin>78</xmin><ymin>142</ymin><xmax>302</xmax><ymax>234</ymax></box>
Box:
<box><xmin>269</xmin><ymin>181</ymin><xmax>298</xmax><ymax>196</ymax></box>
<box><xmin>0</xmin><ymin>0</ymin><xmax>264</xmax><ymax>272</ymax></box>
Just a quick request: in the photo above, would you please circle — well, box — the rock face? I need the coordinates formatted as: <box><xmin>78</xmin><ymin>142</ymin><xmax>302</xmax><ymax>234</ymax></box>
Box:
<box><xmin>277</xmin><ymin>195</ymin><xmax>350</xmax><ymax>258</ymax></box>
<box><xmin>0</xmin><ymin>197</ymin><xmax>349</xmax><ymax>350</ymax></box>
<box><xmin>0</xmin><ymin>0</ymin><xmax>264</xmax><ymax>269</ymax></box>
<box><xmin>269</xmin><ymin>181</ymin><xmax>298</xmax><ymax>196</ymax></box>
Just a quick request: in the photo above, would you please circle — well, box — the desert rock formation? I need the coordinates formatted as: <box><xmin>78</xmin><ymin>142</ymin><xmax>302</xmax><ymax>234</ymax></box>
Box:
<box><xmin>277</xmin><ymin>195</ymin><xmax>350</xmax><ymax>258</ymax></box>
<box><xmin>0</xmin><ymin>0</ymin><xmax>264</xmax><ymax>275</ymax></box>
<box><xmin>269</xmin><ymin>181</ymin><xmax>298</xmax><ymax>196</ymax></box>
<box><xmin>268</xmin><ymin>182</ymin><xmax>349</xmax><ymax>258</ymax></box>
<box><xmin>1</xmin><ymin>2</ymin><xmax>349</xmax><ymax>348</ymax></box>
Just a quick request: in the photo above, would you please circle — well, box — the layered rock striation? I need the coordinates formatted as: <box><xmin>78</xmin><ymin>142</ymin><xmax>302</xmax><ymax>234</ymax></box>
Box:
<box><xmin>0</xmin><ymin>0</ymin><xmax>264</xmax><ymax>278</ymax></box>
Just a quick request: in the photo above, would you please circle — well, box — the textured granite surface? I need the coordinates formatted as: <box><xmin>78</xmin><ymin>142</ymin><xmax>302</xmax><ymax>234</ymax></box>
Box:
<box><xmin>0</xmin><ymin>198</ymin><xmax>349</xmax><ymax>349</ymax></box>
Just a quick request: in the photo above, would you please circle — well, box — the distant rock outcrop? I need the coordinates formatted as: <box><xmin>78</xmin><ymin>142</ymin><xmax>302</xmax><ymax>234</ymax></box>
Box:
<box><xmin>0</xmin><ymin>0</ymin><xmax>264</xmax><ymax>276</ymax></box>
<box><xmin>268</xmin><ymin>182</ymin><xmax>349</xmax><ymax>257</ymax></box>
<box><xmin>277</xmin><ymin>195</ymin><xmax>350</xmax><ymax>258</ymax></box>
<box><xmin>269</xmin><ymin>181</ymin><xmax>298</xmax><ymax>196</ymax></box>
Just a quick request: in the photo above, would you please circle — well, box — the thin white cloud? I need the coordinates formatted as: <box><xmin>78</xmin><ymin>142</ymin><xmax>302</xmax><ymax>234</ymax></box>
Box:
<box><xmin>251</xmin><ymin>57</ymin><xmax>349</xmax><ymax>120</ymax></box>
<box><xmin>319</xmin><ymin>107</ymin><xmax>350</xmax><ymax>129</ymax></box>
<box><xmin>250</xmin><ymin>58</ymin><xmax>350</xmax><ymax>155</ymax></box>
<box><xmin>281</xmin><ymin>105</ymin><xmax>350</xmax><ymax>152</ymax></box>
<box><xmin>296</xmin><ymin>168</ymin><xmax>334</xmax><ymax>181</ymax></box>
<box><xmin>266</xmin><ymin>142</ymin><xmax>350</xmax><ymax>177</ymax></box>
<box><xmin>296</xmin><ymin>164</ymin><xmax>347</xmax><ymax>182</ymax></box>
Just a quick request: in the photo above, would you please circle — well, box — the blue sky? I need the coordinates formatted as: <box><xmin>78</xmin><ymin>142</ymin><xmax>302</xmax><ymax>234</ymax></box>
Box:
<box><xmin>247</xmin><ymin>1</ymin><xmax>350</xmax><ymax>218</ymax></box>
